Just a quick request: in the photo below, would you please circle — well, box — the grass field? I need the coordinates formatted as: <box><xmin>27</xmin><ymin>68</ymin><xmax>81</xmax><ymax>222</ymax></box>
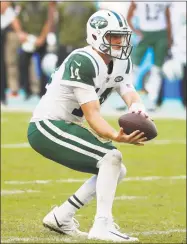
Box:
<box><xmin>1</xmin><ymin>112</ymin><xmax>186</xmax><ymax>243</ymax></box>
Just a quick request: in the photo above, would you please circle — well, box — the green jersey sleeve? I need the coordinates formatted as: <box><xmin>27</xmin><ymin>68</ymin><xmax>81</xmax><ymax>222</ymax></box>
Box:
<box><xmin>61</xmin><ymin>53</ymin><xmax>96</xmax><ymax>88</ymax></box>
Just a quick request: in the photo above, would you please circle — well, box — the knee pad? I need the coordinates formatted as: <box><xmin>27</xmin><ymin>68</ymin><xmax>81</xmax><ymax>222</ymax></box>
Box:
<box><xmin>118</xmin><ymin>164</ymin><xmax>127</xmax><ymax>183</ymax></box>
<box><xmin>97</xmin><ymin>149</ymin><xmax>122</xmax><ymax>169</ymax></box>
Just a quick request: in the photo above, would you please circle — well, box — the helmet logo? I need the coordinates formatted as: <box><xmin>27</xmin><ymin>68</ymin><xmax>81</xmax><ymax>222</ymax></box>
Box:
<box><xmin>115</xmin><ymin>76</ymin><xmax>124</xmax><ymax>82</ymax></box>
<box><xmin>90</xmin><ymin>16</ymin><xmax>108</xmax><ymax>29</ymax></box>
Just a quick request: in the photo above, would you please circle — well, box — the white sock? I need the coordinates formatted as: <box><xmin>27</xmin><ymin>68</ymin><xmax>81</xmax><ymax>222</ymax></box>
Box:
<box><xmin>55</xmin><ymin>175</ymin><xmax>97</xmax><ymax>220</ymax></box>
<box><xmin>95</xmin><ymin>150</ymin><xmax>122</xmax><ymax>220</ymax></box>
<box><xmin>55</xmin><ymin>162</ymin><xmax>126</xmax><ymax>222</ymax></box>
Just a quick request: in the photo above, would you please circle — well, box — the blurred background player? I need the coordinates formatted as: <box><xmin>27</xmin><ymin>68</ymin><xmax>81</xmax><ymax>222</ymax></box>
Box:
<box><xmin>55</xmin><ymin>1</ymin><xmax>96</xmax><ymax>66</ymax></box>
<box><xmin>127</xmin><ymin>1</ymin><xmax>172</xmax><ymax>111</ymax></box>
<box><xmin>17</xmin><ymin>2</ymin><xmax>50</xmax><ymax>100</ymax></box>
<box><xmin>162</xmin><ymin>2</ymin><xmax>186</xmax><ymax>107</ymax></box>
<box><xmin>40</xmin><ymin>2</ymin><xmax>59</xmax><ymax>78</ymax></box>
<box><xmin>1</xmin><ymin>1</ymin><xmax>27</xmax><ymax>106</ymax></box>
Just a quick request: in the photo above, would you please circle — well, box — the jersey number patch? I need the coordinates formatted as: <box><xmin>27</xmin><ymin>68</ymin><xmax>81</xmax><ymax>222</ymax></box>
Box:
<box><xmin>146</xmin><ymin>4</ymin><xmax>163</xmax><ymax>21</ymax></box>
<box><xmin>70</xmin><ymin>66</ymin><xmax>81</xmax><ymax>80</ymax></box>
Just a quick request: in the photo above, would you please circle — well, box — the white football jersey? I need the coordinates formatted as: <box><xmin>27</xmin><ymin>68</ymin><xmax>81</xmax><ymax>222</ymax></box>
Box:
<box><xmin>170</xmin><ymin>2</ymin><xmax>186</xmax><ymax>64</ymax></box>
<box><xmin>31</xmin><ymin>45</ymin><xmax>135</xmax><ymax>123</ymax></box>
<box><xmin>1</xmin><ymin>6</ymin><xmax>16</xmax><ymax>30</ymax></box>
<box><xmin>135</xmin><ymin>2</ymin><xmax>171</xmax><ymax>31</ymax></box>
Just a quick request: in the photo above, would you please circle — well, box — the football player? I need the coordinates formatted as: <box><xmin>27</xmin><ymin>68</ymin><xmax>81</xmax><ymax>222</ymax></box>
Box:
<box><xmin>162</xmin><ymin>2</ymin><xmax>186</xmax><ymax>107</ymax></box>
<box><xmin>28</xmin><ymin>10</ymin><xmax>148</xmax><ymax>242</ymax></box>
<box><xmin>127</xmin><ymin>1</ymin><xmax>172</xmax><ymax>111</ymax></box>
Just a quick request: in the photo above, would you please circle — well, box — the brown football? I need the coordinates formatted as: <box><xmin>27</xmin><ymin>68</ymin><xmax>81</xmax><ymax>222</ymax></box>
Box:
<box><xmin>118</xmin><ymin>113</ymin><xmax>158</xmax><ymax>141</ymax></box>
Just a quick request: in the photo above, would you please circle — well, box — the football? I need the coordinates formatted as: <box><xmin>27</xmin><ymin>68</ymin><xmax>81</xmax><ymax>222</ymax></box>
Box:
<box><xmin>118</xmin><ymin>113</ymin><xmax>158</xmax><ymax>141</ymax></box>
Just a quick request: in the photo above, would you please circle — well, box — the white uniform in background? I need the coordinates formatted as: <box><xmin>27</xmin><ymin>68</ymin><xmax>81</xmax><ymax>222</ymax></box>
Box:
<box><xmin>162</xmin><ymin>2</ymin><xmax>186</xmax><ymax>80</ymax></box>
<box><xmin>1</xmin><ymin>6</ymin><xmax>16</xmax><ymax>30</ymax></box>
<box><xmin>135</xmin><ymin>2</ymin><xmax>170</xmax><ymax>31</ymax></box>
<box><xmin>170</xmin><ymin>2</ymin><xmax>186</xmax><ymax>64</ymax></box>
<box><xmin>128</xmin><ymin>2</ymin><xmax>171</xmax><ymax>111</ymax></box>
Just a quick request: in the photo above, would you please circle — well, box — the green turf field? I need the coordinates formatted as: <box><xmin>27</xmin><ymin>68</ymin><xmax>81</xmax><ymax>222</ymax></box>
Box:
<box><xmin>1</xmin><ymin>112</ymin><xmax>186</xmax><ymax>243</ymax></box>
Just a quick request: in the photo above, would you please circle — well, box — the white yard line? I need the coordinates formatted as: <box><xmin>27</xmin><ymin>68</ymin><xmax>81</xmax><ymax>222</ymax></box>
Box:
<box><xmin>4</xmin><ymin>175</ymin><xmax>186</xmax><ymax>185</ymax></box>
<box><xmin>1</xmin><ymin>190</ymin><xmax>146</xmax><ymax>200</ymax></box>
<box><xmin>130</xmin><ymin>228</ymin><xmax>186</xmax><ymax>236</ymax></box>
<box><xmin>1</xmin><ymin>118</ymin><xmax>8</xmax><ymax>123</ymax></box>
<box><xmin>114</xmin><ymin>195</ymin><xmax>147</xmax><ymax>200</ymax></box>
<box><xmin>146</xmin><ymin>139</ymin><xmax>186</xmax><ymax>145</ymax></box>
<box><xmin>1</xmin><ymin>229</ymin><xmax>186</xmax><ymax>243</ymax></box>
<box><xmin>1</xmin><ymin>237</ymin><xmax>73</xmax><ymax>243</ymax></box>
<box><xmin>1</xmin><ymin>139</ymin><xmax>186</xmax><ymax>149</ymax></box>
<box><xmin>1</xmin><ymin>190</ymin><xmax>40</xmax><ymax>196</ymax></box>
<box><xmin>1</xmin><ymin>143</ymin><xmax>30</xmax><ymax>148</ymax></box>
<box><xmin>121</xmin><ymin>139</ymin><xmax>186</xmax><ymax>146</ymax></box>
<box><xmin>123</xmin><ymin>175</ymin><xmax>186</xmax><ymax>181</ymax></box>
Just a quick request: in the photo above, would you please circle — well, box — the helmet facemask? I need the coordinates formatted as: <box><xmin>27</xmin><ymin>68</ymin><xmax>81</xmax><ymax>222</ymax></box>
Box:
<box><xmin>101</xmin><ymin>30</ymin><xmax>133</xmax><ymax>60</ymax></box>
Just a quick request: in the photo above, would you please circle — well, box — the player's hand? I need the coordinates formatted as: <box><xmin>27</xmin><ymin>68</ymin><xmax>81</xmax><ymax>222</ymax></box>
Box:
<box><xmin>131</xmin><ymin>110</ymin><xmax>154</xmax><ymax>122</ymax></box>
<box><xmin>113</xmin><ymin>128</ymin><xmax>147</xmax><ymax>146</ymax></box>
<box><xmin>134</xmin><ymin>30</ymin><xmax>143</xmax><ymax>41</ymax></box>
<box><xmin>128</xmin><ymin>103</ymin><xmax>153</xmax><ymax>121</ymax></box>
<box><xmin>131</xmin><ymin>110</ymin><xmax>149</xmax><ymax>118</ymax></box>
<box><xmin>135</xmin><ymin>29</ymin><xmax>143</xmax><ymax>37</ymax></box>
<box><xmin>17</xmin><ymin>31</ymin><xmax>28</xmax><ymax>43</ymax></box>
<box><xmin>35</xmin><ymin>36</ymin><xmax>45</xmax><ymax>47</ymax></box>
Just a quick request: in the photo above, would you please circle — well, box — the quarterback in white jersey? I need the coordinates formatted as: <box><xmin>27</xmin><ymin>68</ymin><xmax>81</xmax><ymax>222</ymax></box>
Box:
<box><xmin>28</xmin><ymin>9</ymin><xmax>148</xmax><ymax>242</ymax></box>
<box><xmin>31</xmin><ymin>45</ymin><xmax>134</xmax><ymax>123</ymax></box>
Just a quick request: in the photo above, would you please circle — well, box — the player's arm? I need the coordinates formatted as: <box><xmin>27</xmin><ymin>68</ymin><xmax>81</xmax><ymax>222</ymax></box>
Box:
<box><xmin>121</xmin><ymin>90</ymin><xmax>147</xmax><ymax>115</ymax></box>
<box><xmin>81</xmin><ymin>100</ymin><xmax>118</xmax><ymax>141</ymax></box>
<box><xmin>66</xmin><ymin>54</ymin><xmax>145</xmax><ymax>144</ymax></box>
<box><xmin>126</xmin><ymin>1</ymin><xmax>142</xmax><ymax>37</ymax></box>
<box><xmin>1</xmin><ymin>2</ymin><xmax>27</xmax><ymax>43</ymax></box>
<box><xmin>35</xmin><ymin>22</ymin><xmax>50</xmax><ymax>48</ymax></box>
<box><xmin>81</xmin><ymin>99</ymin><xmax>145</xmax><ymax>144</ymax></box>
<box><xmin>165</xmin><ymin>4</ymin><xmax>172</xmax><ymax>49</ymax></box>
<box><xmin>116</xmin><ymin>80</ymin><xmax>148</xmax><ymax>117</ymax></box>
<box><xmin>1</xmin><ymin>1</ymin><xmax>10</xmax><ymax>14</ymax></box>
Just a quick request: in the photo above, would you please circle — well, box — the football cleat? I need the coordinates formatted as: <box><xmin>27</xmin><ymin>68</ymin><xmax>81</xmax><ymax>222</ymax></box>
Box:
<box><xmin>88</xmin><ymin>217</ymin><xmax>139</xmax><ymax>242</ymax></box>
<box><xmin>43</xmin><ymin>206</ymin><xmax>88</xmax><ymax>237</ymax></box>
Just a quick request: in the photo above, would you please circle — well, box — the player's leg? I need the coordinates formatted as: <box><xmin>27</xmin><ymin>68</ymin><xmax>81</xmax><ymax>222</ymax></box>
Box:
<box><xmin>18</xmin><ymin>50</ymin><xmax>32</xmax><ymax>99</ymax></box>
<box><xmin>145</xmin><ymin>30</ymin><xmax>168</xmax><ymax>110</ymax></box>
<box><xmin>1</xmin><ymin>29</ymin><xmax>7</xmax><ymax>105</ymax></box>
<box><xmin>37</xmin><ymin>44</ymin><xmax>48</xmax><ymax>98</ymax></box>
<box><xmin>88</xmin><ymin>150</ymin><xmax>138</xmax><ymax>242</ymax></box>
<box><xmin>27</xmin><ymin>119</ymin><xmax>116</xmax><ymax>236</ymax></box>
<box><xmin>181</xmin><ymin>65</ymin><xmax>187</xmax><ymax>107</ymax></box>
<box><xmin>55</xmin><ymin>164</ymin><xmax>126</xmax><ymax>220</ymax></box>
<box><xmin>28</xmin><ymin>120</ymin><xmax>137</xmax><ymax>241</ymax></box>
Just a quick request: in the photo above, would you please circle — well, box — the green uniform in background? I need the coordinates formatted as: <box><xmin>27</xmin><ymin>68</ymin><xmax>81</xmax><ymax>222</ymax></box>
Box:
<box><xmin>132</xmin><ymin>2</ymin><xmax>170</xmax><ymax>68</ymax></box>
<box><xmin>133</xmin><ymin>30</ymin><xmax>168</xmax><ymax>67</ymax></box>
<box><xmin>18</xmin><ymin>2</ymin><xmax>48</xmax><ymax>36</ymax></box>
<box><xmin>57</xmin><ymin>2</ymin><xmax>96</xmax><ymax>47</ymax></box>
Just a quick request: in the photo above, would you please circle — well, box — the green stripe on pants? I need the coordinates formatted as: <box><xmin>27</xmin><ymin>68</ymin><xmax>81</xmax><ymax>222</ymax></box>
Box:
<box><xmin>27</xmin><ymin>120</ymin><xmax>116</xmax><ymax>174</ymax></box>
